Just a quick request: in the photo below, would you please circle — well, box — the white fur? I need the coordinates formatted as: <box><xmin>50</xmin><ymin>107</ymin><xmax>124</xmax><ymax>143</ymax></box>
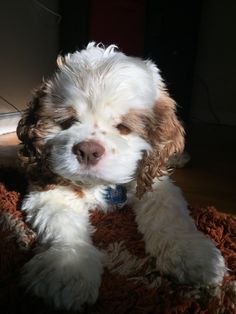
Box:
<box><xmin>21</xmin><ymin>186</ymin><xmax>105</xmax><ymax>310</ymax></box>
<box><xmin>132</xmin><ymin>178</ymin><xmax>226</xmax><ymax>285</ymax></box>
<box><xmin>0</xmin><ymin>43</ymin><xmax>226</xmax><ymax>310</ymax></box>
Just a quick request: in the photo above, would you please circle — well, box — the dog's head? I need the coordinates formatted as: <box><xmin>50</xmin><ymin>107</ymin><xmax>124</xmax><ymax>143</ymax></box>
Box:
<box><xmin>17</xmin><ymin>43</ymin><xmax>184</xmax><ymax>197</ymax></box>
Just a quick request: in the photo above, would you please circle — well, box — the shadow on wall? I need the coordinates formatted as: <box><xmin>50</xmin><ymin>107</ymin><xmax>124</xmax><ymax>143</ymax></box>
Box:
<box><xmin>0</xmin><ymin>0</ymin><xmax>59</xmax><ymax>114</ymax></box>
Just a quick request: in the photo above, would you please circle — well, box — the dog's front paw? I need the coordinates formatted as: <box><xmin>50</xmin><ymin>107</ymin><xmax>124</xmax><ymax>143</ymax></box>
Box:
<box><xmin>21</xmin><ymin>245</ymin><xmax>103</xmax><ymax>310</ymax></box>
<box><xmin>156</xmin><ymin>233</ymin><xmax>227</xmax><ymax>286</ymax></box>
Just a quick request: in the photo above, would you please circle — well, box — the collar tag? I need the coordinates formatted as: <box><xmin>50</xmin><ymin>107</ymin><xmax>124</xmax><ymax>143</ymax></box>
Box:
<box><xmin>103</xmin><ymin>185</ymin><xmax>127</xmax><ymax>208</ymax></box>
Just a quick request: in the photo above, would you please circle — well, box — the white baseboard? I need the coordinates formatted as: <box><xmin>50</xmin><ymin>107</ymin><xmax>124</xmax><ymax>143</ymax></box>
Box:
<box><xmin>0</xmin><ymin>112</ymin><xmax>21</xmax><ymax>135</ymax></box>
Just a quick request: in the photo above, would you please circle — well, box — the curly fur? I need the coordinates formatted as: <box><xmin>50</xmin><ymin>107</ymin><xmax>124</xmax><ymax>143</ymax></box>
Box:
<box><xmin>2</xmin><ymin>42</ymin><xmax>226</xmax><ymax>310</ymax></box>
<box><xmin>136</xmin><ymin>90</ymin><xmax>185</xmax><ymax>197</ymax></box>
<box><xmin>17</xmin><ymin>84</ymin><xmax>78</xmax><ymax>188</ymax></box>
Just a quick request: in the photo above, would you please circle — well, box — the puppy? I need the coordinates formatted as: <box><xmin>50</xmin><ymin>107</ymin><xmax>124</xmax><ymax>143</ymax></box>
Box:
<box><xmin>2</xmin><ymin>43</ymin><xmax>226</xmax><ymax>310</ymax></box>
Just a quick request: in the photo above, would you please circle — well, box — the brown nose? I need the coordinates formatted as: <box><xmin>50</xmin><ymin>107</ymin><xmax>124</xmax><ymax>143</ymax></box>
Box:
<box><xmin>72</xmin><ymin>141</ymin><xmax>105</xmax><ymax>166</ymax></box>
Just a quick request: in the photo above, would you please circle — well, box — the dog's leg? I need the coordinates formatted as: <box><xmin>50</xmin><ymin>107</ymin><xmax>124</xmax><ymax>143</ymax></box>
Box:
<box><xmin>21</xmin><ymin>187</ymin><xmax>103</xmax><ymax>310</ymax></box>
<box><xmin>133</xmin><ymin>177</ymin><xmax>226</xmax><ymax>285</ymax></box>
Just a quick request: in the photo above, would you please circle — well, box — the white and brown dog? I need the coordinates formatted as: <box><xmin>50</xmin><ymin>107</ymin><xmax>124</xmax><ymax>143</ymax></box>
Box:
<box><xmin>1</xmin><ymin>43</ymin><xmax>226</xmax><ymax>310</ymax></box>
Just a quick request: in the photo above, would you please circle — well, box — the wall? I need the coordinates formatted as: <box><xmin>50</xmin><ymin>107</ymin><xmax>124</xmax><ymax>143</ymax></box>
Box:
<box><xmin>191</xmin><ymin>0</ymin><xmax>236</xmax><ymax>125</ymax></box>
<box><xmin>0</xmin><ymin>0</ymin><xmax>59</xmax><ymax>114</ymax></box>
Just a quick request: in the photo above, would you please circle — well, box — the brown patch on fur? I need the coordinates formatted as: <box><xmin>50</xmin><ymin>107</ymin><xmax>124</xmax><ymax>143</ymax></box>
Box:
<box><xmin>34</xmin><ymin>184</ymin><xmax>57</xmax><ymax>191</ymax></box>
<box><xmin>119</xmin><ymin>94</ymin><xmax>184</xmax><ymax>198</ymax></box>
<box><xmin>30</xmin><ymin>177</ymin><xmax>85</xmax><ymax>198</ymax></box>
<box><xmin>16</xmin><ymin>83</ymin><xmax>77</xmax><ymax>190</ymax></box>
<box><xmin>136</xmin><ymin>90</ymin><xmax>185</xmax><ymax>198</ymax></box>
<box><xmin>73</xmin><ymin>186</ymin><xmax>85</xmax><ymax>198</ymax></box>
<box><xmin>121</xmin><ymin>110</ymin><xmax>147</xmax><ymax>137</ymax></box>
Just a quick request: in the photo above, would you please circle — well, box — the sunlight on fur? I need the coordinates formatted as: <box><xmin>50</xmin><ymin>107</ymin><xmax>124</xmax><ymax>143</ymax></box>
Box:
<box><xmin>0</xmin><ymin>43</ymin><xmax>226</xmax><ymax>310</ymax></box>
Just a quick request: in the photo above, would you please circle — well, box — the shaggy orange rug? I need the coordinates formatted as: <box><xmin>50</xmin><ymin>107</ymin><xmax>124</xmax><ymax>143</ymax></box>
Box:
<box><xmin>0</xmin><ymin>167</ymin><xmax>235</xmax><ymax>314</ymax></box>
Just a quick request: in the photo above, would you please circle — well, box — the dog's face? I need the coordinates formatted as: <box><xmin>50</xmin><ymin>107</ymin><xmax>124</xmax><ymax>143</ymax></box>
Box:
<box><xmin>17</xmin><ymin>43</ymin><xmax>184</xmax><ymax>196</ymax></box>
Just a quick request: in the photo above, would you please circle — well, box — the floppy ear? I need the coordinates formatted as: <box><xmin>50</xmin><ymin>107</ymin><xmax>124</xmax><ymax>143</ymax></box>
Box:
<box><xmin>16</xmin><ymin>83</ymin><xmax>56</xmax><ymax>185</ymax></box>
<box><xmin>18</xmin><ymin>54</ymin><xmax>67</xmax><ymax>156</ymax></box>
<box><xmin>136</xmin><ymin>89</ymin><xmax>185</xmax><ymax>198</ymax></box>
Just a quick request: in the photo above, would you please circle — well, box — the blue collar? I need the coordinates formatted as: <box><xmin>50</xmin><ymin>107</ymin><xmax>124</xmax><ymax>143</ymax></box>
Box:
<box><xmin>103</xmin><ymin>185</ymin><xmax>127</xmax><ymax>208</ymax></box>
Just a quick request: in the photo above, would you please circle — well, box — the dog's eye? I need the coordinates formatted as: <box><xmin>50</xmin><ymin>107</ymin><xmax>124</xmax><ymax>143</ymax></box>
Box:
<box><xmin>116</xmin><ymin>123</ymin><xmax>131</xmax><ymax>135</ymax></box>
<box><xmin>60</xmin><ymin>117</ymin><xmax>79</xmax><ymax>130</ymax></box>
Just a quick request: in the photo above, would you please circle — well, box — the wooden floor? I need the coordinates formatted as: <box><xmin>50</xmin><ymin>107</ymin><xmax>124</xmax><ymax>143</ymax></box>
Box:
<box><xmin>0</xmin><ymin>132</ymin><xmax>20</xmax><ymax>145</ymax></box>
<box><xmin>0</xmin><ymin>122</ymin><xmax>235</xmax><ymax>215</ymax></box>
<box><xmin>173</xmin><ymin>122</ymin><xmax>236</xmax><ymax>215</ymax></box>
